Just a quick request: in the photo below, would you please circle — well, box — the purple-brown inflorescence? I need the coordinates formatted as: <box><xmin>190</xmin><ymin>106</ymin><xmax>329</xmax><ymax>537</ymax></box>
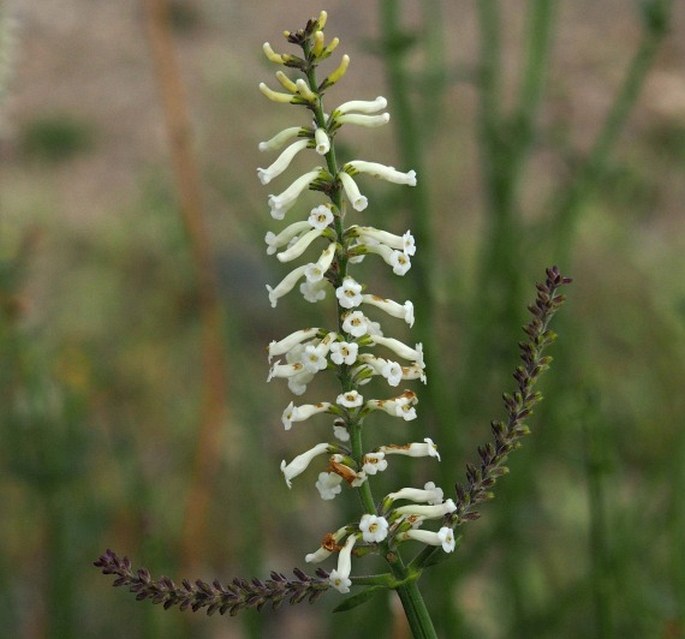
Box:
<box><xmin>451</xmin><ymin>265</ymin><xmax>572</xmax><ymax>526</ymax></box>
<box><xmin>94</xmin><ymin>549</ymin><xmax>330</xmax><ymax>617</ymax></box>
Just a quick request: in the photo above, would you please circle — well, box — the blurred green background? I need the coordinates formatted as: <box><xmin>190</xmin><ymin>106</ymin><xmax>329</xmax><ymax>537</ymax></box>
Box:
<box><xmin>1</xmin><ymin>0</ymin><xmax>684</xmax><ymax>637</ymax></box>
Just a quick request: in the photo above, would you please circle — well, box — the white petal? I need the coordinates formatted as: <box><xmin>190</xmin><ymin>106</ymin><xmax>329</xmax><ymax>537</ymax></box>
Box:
<box><xmin>314</xmin><ymin>128</ymin><xmax>331</xmax><ymax>155</ymax></box>
<box><xmin>337</xmin><ymin>113</ymin><xmax>390</xmax><ymax>128</ymax></box>
<box><xmin>276</xmin><ymin>228</ymin><xmax>324</xmax><ymax>263</ymax></box>
<box><xmin>257</xmin><ymin>139</ymin><xmax>309</xmax><ymax>185</ymax></box>
<box><xmin>268</xmin><ymin>169</ymin><xmax>322</xmax><ymax>219</ymax></box>
<box><xmin>335</xmin><ymin>96</ymin><xmax>387</xmax><ymax>115</ymax></box>
<box><xmin>266</xmin><ymin>264</ymin><xmax>309</xmax><ymax>308</ymax></box>
<box><xmin>259</xmin><ymin>126</ymin><xmax>304</xmax><ymax>152</ymax></box>
<box><xmin>345</xmin><ymin>160</ymin><xmax>416</xmax><ymax>186</ymax></box>
<box><xmin>280</xmin><ymin>442</ymin><xmax>331</xmax><ymax>488</ymax></box>
<box><xmin>339</xmin><ymin>172</ymin><xmax>368</xmax><ymax>211</ymax></box>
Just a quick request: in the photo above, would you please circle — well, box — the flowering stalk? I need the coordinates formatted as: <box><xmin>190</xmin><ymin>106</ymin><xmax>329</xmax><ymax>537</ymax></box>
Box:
<box><xmin>95</xmin><ymin>13</ymin><xmax>571</xmax><ymax>638</ymax></box>
<box><xmin>258</xmin><ymin>11</ymin><xmax>447</xmax><ymax>636</ymax></box>
<box><xmin>259</xmin><ymin>13</ymin><xmax>572</xmax><ymax>637</ymax></box>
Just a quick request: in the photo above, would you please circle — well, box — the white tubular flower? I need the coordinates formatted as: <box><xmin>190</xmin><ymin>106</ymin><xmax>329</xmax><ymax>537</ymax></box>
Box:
<box><xmin>366</xmin><ymin>390</ymin><xmax>418</xmax><ymax>421</ymax></box>
<box><xmin>314</xmin><ymin>127</ymin><xmax>331</xmax><ymax>155</ymax></box>
<box><xmin>336</xmin><ymin>390</ymin><xmax>363</xmax><ymax>408</ymax></box>
<box><xmin>274</xmin><ymin>71</ymin><xmax>299</xmax><ymax>94</ymax></box>
<box><xmin>295</xmin><ymin>78</ymin><xmax>317</xmax><ymax>103</ymax></box>
<box><xmin>305</xmin><ymin>242</ymin><xmax>337</xmax><ymax>282</ymax></box>
<box><xmin>268</xmin><ymin>327</ymin><xmax>320</xmax><ymax>362</ymax></box>
<box><xmin>335</xmin><ymin>96</ymin><xmax>387</xmax><ymax>115</ymax></box>
<box><xmin>318</xmin><ymin>330</ymin><xmax>338</xmax><ymax>352</ymax></box>
<box><xmin>308</xmin><ymin>204</ymin><xmax>334</xmax><ymax>230</ymax></box>
<box><xmin>362</xmin><ymin>451</ymin><xmax>388</xmax><ymax>475</ymax></box>
<box><xmin>335</xmin><ymin>276</ymin><xmax>363</xmax><ymax>309</ymax></box>
<box><xmin>390</xmin><ymin>252</ymin><xmax>411</xmax><ymax>276</ymax></box>
<box><xmin>328</xmin><ymin>534</ymin><xmax>357</xmax><ymax>593</ymax></box>
<box><xmin>276</xmin><ymin>228</ymin><xmax>325</xmax><ymax>263</ymax></box>
<box><xmin>402</xmin><ymin>231</ymin><xmax>416</xmax><ymax>256</ymax></box>
<box><xmin>259</xmin><ymin>126</ymin><xmax>305</xmax><ymax>152</ymax></box>
<box><xmin>317</xmin><ymin>9</ymin><xmax>328</xmax><ymax>29</ymax></box>
<box><xmin>362</xmin><ymin>294</ymin><xmax>414</xmax><ymax>328</ymax></box>
<box><xmin>300</xmin><ymin>279</ymin><xmax>327</xmax><ymax>303</ymax></box>
<box><xmin>284</xmin><ymin>342</ymin><xmax>307</xmax><ymax>363</ymax></box>
<box><xmin>381</xmin><ymin>437</ymin><xmax>441</xmax><ymax>461</ymax></box>
<box><xmin>301</xmin><ymin>343</ymin><xmax>329</xmax><ymax>374</ymax></box>
<box><xmin>280</xmin><ymin>442</ymin><xmax>332</xmax><ymax>488</ymax></box>
<box><xmin>315</xmin><ymin>472</ymin><xmax>343</xmax><ymax>500</ymax></box>
<box><xmin>339</xmin><ymin>171</ymin><xmax>368</xmax><ymax>211</ymax></box>
<box><xmin>259</xmin><ymin>82</ymin><xmax>296</xmax><ymax>104</ymax></box>
<box><xmin>281</xmin><ymin>401</ymin><xmax>331</xmax><ymax>430</ymax></box>
<box><xmin>267</xmin><ymin>359</ymin><xmax>304</xmax><ymax>382</ymax></box>
<box><xmin>353</xmin><ymin>226</ymin><xmax>416</xmax><ymax>256</ymax></box>
<box><xmin>400</xmin><ymin>527</ymin><xmax>456</xmax><ymax>553</ymax></box>
<box><xmin>330</xmin><ymin>341</ymin><xmax>358</xmax><ymax>366</ymax></box>
<box><xmin>262</xmin><ymin>42</ymin><xmax>285</xmax><ymax>64</ymax></box>
<box><xmin>257</xmin><ymin>139</ymin><xmax>309</xmax><ymax>185</ymax></box>
<box><xmin>288</xmin><ymin>371</ymin><xmax>314</xmax><ymax>396</ymax></box>
<box><xmin>265</xmin><ymin>221</ymin><xmax>311</xmax><ymax>255</ymax></box>
<box><xmin>345</xmin><ymin>160</ymin><xmax>416</xmax><ymax>186</ymax></box>
<box><xmin>268</xmin><ymin>169</ymin><xmax>322</xmax><ymax>220</ymax></box>
<box><xmin>350</xmin><ymin>471</ymin><xmax>367</xmax><ymax>487</ymax></box>
<box><xmin>364</xmin><ymin>243</ymin><xmax>412</xmax><ymax>276</ymax></box>
<box><xmin>381</xmin><ymin>360</ymin><xmax>403</xmax><ymax>387</ymax></box>
<box><xmin>393</xmin><ymin>499</ymin><xmax>457</xmax><ymax>519</ymax></box>
<box><xmin>336</xmin><ymin>113</ymin><xmax>390</xmax><ymax>128</ymax></box>
<box><xmin>367</xmin><ymin>318</ymin><xmax>384</xmax><ymax>337</ymax></box>
<box><xmin>305</xmin><ymin>526</ymin><xmax>348</xmax><ymax>564</ymax></box>
<box><xmin>359</xmin><ymin>514</ymin><xmax>389</xmax><ymax>543</ymax></box>
<box><xmin>323</xmin><ymin>54</ymin><xmax>350</xmax><ymax>87</ymax></box>
<box><xmin>402</xmin><ymin>363</ymin><xmax>428</xmax><ymax>384</ymax></box>
<box><xmin>312</xmin><ymin>30</ymin><xmax>325</xmax><ymax>57</ymax></box>
<box><xmin>341</xmin><ymin>311</ymin><xmax>369</xmax><ymax>338</ymax></box>
<box><xmin>354</xmin><ymin>353</ymin><xmax>391</xmax><ymax>384</ymax></box>
<box><xmin>386</xmin><ymin>482</ymin><xmax>444</xmax><ymax>505</ymax></box>
<box><xmin>266</xmin><ymin>264</ymin><xmax>309</xmax><ymax>308</ymax></box>
<box><xmin>333</xmin><ymin>423</ymin><xmax>350</xmax><ymax>442</ymax></box>
<box><xmin>371</xmin><ymin>336</ymin><xmax>424</xmax><ymax>365</ymax></box>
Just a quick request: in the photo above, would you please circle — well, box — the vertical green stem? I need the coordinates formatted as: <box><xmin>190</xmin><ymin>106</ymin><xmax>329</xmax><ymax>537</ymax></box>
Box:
<box><xmin>552</xmin><ymin>2</ymin><xmax>672</xmax><ymax>265</ymax></box>
<box><xmin>45</xmin><ymin>490</ymin><xmax>75</xmax><ymax>639</ymax></box>
<box><xmin>306</xmin><ymin>44</ymin><xmax>378</xmax><ymax>518</ymax></box>
<box><xmin>582</xmin><ymin>396</ymin><xmax>614</xmax><ymax>638</ymax></box>
<box><xmin>394</xmin><ymin>579</ymin><xmax>439</xmax><ymax>639</ymax></box>
<box><xmin>674</xmin><ymin>426</ymin><xmax>685</xmax><ymax>627</ymax></box>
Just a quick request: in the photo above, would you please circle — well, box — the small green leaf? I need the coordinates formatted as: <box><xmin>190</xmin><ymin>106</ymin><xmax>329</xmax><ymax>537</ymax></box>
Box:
<box><xmin>332</xmin><ymin>586</ymin><xmax>385</xmax><ymax>613</ymax></box>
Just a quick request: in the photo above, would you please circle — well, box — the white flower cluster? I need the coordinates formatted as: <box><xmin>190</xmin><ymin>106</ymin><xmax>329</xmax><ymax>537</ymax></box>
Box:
<box><xmin>258</xmin><ymin>11</ymin><xmax>454</xmax><ymax>595</ymax></box>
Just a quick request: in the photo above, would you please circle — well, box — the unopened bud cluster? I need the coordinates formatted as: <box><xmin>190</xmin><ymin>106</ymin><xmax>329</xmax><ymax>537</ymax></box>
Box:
<box><xmin>259</xmin><ymin>11</ymin><xmax>454</xmax><ymax>594</ymax></box>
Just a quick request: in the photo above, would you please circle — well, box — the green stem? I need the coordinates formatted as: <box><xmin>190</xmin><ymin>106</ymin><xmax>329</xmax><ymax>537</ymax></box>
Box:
<box><xmin>582</xmin><ymin>395</ymin><xmax>614</xmax><ymax>638</ymax></box>
<box><xmin>552</xmin><ymin>0</ymin><xmax>672</xmax><ymax>265</ymax></box>
<box><xmin>384</xmin><ymin>549</ymin><xmax>437</xmax><ymax>639</ymax></box>
<box><xmin>393</xmin><ymin>577</ymin><xmax>439</xmax><ymax>639</ymax></box>
<box><xmin>305</xmin><ymin>45</ymin><xmax>378</xmax><ymax>517</ymax></box>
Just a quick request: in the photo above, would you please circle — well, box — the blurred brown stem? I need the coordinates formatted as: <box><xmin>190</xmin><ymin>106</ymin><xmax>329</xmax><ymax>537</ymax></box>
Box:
<box><xmin>142</xmin><ymin>0</ymin><xmax>227</xmax><ymax>572</ymax></box>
